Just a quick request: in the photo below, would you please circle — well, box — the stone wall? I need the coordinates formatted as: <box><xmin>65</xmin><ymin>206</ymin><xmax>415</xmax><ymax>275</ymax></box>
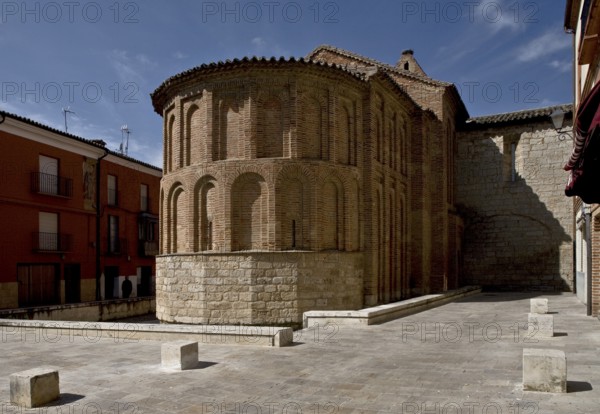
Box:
<box><xmin>0</xmin><ymin>297</ymin><xmax>155</xmax><ymax>321</ymax></box>
<box><xmin>456</xmin><ymin>121</ymin><xmax>574</xmax><ymax>291</ymax></box>
<box><xmin>156</xmin><ymin>252</ymin><xmax>363</xmax><ymax>327</ymax></box>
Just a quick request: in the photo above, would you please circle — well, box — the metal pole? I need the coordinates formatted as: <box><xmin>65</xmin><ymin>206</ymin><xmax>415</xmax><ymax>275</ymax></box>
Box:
<box><xmin>585</xmin><ymin>204</ymin><xmax>593</xmax><ymax>316</ymax></box>
<box><xmin>96</xmin><ymin>150</ymin><xmax>108</xmax><ymax>300</ymax></box>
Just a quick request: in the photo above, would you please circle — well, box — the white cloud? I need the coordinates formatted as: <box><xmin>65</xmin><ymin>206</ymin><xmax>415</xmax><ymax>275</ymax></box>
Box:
<box><xmin>108</xmin><ymin>50</ymin><xmax>156</xmax><ymax>85</ymax></box>
<box><xmin>250</xmin><ymin>36</ymin><xmax>290</xmax><ymax>57</ymax></box>
<box><xmin>251</xmin><ymin>37</ymin><xmax>267</xmax><ymax>49</ymax></box>
<box><xmin>517</xmin><ymin>31</ymin><xmax>571</xmax><ymax>62</ymax></box>
<box><xmin>173</xmin><ymin>51</ymin><xmax>188</xmax><ymax>59</ymax></box>
<box><xmin>549</xmin><ymin>60</ymin><xmax>572</xmax><ymax>74</ymax></box>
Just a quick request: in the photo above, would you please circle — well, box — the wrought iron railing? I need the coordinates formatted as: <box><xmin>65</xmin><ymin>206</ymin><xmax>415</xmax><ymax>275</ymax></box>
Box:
<box><xmin>33</xmin><ymin>232</ymin><xmax>72</xmax><ymax>252</ymax></box>
<box><xmin>31</xmin><ymin>172</ymin><xmax>73</xmax><ymax>197</ymax></box>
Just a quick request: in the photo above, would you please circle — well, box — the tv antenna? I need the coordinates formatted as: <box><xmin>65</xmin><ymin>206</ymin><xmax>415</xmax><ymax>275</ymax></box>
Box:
<box><xmin>120</xmin><ymin>125</ymin><xmax>131</xmax><ymax>156</ymax></box>
<box><xmin>62</xmin><ymin>107</ymin><xmax>75</xmax><ymax>133</ymax></box>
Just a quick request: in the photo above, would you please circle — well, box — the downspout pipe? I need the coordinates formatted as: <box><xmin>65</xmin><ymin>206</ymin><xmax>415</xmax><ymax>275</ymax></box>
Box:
<box><xmin>96</xmin><ymin>149</ymin><xmax>109</xmax><ymax>301</ymax></box>
<box><xmin>583</xmin><ymin>204</ymin><xmax>593</xmax><ymax>316</ymax></box>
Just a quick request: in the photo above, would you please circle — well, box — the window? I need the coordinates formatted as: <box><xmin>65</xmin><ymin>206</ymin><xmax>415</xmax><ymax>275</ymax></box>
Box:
<box><xmin>108</xmin><ymin>175</ymin><xmax>118</xmax><ymax>206</ymax></box>
<box><xmin>140</xmin><ymin>184</ymin><xmax>149</xmax><ymax>212</ymax></box>
<box><xmin>38</xmin><ymin>212</ymin><xmax>58</xmax><ymax>251</ymax></box>
<box><xmin>503</xmin><ymin>135</ymin><xmax>520</xmax><ymax>182</ymax></box>
<box><xmin>39</xmin><ymin>155</ymin><xmax>58</xmax><ymax>194</ymax></box>
<box><xmin>33</xmin><ymin>155</ymin><xmax>73</xmax><ymax>197</ymax></box>
<box><xmin>138</xmin><ymin>220</ymin><xmax>155</xmax><ymax>241</ymax></box>
<box><xmin>108</xmin><ymin>215</ymin><xmax>120</xmax><ymax>253</ymax></box>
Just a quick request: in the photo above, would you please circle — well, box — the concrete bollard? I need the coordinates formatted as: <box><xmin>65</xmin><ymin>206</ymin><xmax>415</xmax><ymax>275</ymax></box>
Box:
<box><xmin>523</xmin><ymin>348</ymin><xmax>566</xmax><ymax>393</ymax></box>
<box><xmin>530</xmin><ymin>298</ymin><xmax>549</xmax><ymax>314</ymax></box>
<box><xmin>528</xmin><ymin>313</ymin><xmax>554</xmax><ymax>338</ymax></box>
<box><xmin>161</xmin><ymin>341</ymin><xmax>198</xmax><ymax>370</ymax></box>
<box><xmin>10</xmin><ymin>367</ymin><xmax>60</xmax><ymax>408</ymax></box>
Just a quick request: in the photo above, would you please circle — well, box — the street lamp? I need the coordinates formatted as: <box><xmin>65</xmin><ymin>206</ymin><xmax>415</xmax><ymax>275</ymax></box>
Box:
<box><xmin>550</xmin><ymin>108</ymin><xmax>573</xmax><ymax>141</ymax></box>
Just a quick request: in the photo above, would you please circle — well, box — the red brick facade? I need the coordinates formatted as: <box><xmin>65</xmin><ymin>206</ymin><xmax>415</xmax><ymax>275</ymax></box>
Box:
<box><xmin>0</xmin><ymin>114</ymin><xmax>161</xmax><ymax>309</ymax></box>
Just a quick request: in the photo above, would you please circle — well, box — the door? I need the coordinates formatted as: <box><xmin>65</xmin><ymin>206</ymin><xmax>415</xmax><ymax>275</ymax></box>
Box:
<box><xmin>64</xmin><ymin>264</ymin><xmax>81</xmax><ymax>303</ymax></box>
<box><xmin>104</xmin><ymin>266</ymin><xmax>119</xmax><ymax>300</ymax></box>
<box><xmin>17</xmin><ymin>264</ymin><xmax>60</xmax><ymax>307</ymax></box>
<box><xmin>138</xmin><ymin>266</ymin><xmax>152</xmax><ymax>296</ymax></box>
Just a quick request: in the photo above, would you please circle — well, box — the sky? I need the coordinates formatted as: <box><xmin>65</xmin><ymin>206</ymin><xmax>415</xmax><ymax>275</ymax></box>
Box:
<box><xmin>0</xmin><ymin>0</ymin><xmax>573</xmax><ymax>167</ymax></box>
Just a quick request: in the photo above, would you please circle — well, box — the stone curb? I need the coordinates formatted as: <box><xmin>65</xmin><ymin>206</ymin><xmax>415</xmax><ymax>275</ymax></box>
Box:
<box><xmin>0</xmin><ymin>319</ymin><xmax>293</xmax><ymax>347</ymax></box>
<box><xmin>302</xmin><ymin>286</ymin><xmax>482</xmax><ymax>327</ymax></box>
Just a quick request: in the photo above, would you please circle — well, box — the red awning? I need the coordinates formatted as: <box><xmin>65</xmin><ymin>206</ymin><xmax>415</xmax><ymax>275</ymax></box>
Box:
<box><xmin>564</xmin><ymin>81</ymin><xmax>600</xmax><ymax>203</ymax></box>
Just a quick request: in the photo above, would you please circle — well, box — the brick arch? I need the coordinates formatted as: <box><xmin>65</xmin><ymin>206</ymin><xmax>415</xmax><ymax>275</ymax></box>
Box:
<box><xmin>374</xmin><ymin>113</ymin><xmax>383</xmax><ymax>163</ymax></box>
<box><xmin>193</xmin><ymin>175</ymin><xmax>218</xmax><ymax>252</ymax></box>
<box><xmin>216</xmin><ymin>97</ymin><xmax>243</xmax><ymax>160</ymax></box>
<box><xmin>160</xmin><ymin>188</ymin><xmax>165</xmax><ymax>254</ymax></box>
<box><xmin>399</xmin><ymin>117</ymin><xmax>408</xmax><ymax>175</ymax></box>
<box><xmin>257</xmin><ymin>93</ymin><xmax>285</xmax><ymax>158</ymax></box>
<box><xmin>336</xmin><ymin>104</ymin><xmax>351</xmax><ymax>165</ymax></box>
<box><xmin>275</xmin><ymin>166</ymin><xmax>316</xmax><ymax>250</ymax></box>
<box><xmin>185</xmin><ymin>102</ymin><xmax>205</xmax><ymax>165</ymax></box>
<box><xmin>166</xmin><ymin>113</ymin><xmax>176</xmax><ymax>172</ymax></box>
<box><xmin>299</xmin><ymin>94</ymin><xmax>327</xmax><ymax>160</ymax></box>
<box><xmin>318</xmin><ymin>174</ymin><xmax>345</xmax><ymax>250</ymax></box>
<box><xmin>166</xmin><ymin>182</ymin><xmax>187</xmax><ymax>254</ymax></box>
<box><xmin>231</xmin><ymin>172</ymin><xmax>269</xmax><ymax>251</ymax></box>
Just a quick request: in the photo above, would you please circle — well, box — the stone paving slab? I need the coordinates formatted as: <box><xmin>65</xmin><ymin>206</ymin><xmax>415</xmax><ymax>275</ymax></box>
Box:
<box><xmin>0</xmin><ymin>292</ymin><xmax>599</xmax><ymax>413</ymax></box>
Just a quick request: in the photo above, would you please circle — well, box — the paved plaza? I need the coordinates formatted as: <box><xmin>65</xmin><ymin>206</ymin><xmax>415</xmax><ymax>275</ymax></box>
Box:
<box><xmin>1</xmin><ymin>292</ymin><xmax>599</xmax><ymax>413</ymax></box>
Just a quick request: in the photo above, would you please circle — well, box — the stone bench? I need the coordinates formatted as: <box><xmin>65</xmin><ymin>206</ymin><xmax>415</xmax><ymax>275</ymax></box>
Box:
<box><xmin>528</xmin><ymin>313</ymin><xmax>554</xmax><ymax>338</ymax></box>
<box><xmin>10</xmin><ymin>367</ymin><xmax>60</xmax><ymax>408</ymax></box>
<box><xmin>530</xmin><ymin>298</ymin><xmax>549</xmax><ymax>314</ymax></box>
<box><xmin>523</xmin><ymin>348</ymin><xmax>566</xmax><ymax>393</ymax></box>
<box><xmin>161</xmin><ymin>341</ymin><xmax>198</xmax><ymax>370</ymax></box>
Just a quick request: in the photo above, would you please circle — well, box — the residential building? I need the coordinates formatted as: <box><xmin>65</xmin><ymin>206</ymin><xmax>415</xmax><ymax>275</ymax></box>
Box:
<box><xmin>0</xmin><ymin>112</ymin><xmax>161</xmax><ymax>309</ymax></box>
<box><xmin>564</xmin><ymin>0</ymin><xmax>600</xmax><ymax>315</ymax></box>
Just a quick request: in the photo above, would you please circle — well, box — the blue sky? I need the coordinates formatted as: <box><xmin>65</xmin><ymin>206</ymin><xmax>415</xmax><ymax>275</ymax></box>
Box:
<box><xmin>0</xmin><ymin>0</ymin><xmax>572</xmax><ymax>167</ymax></box>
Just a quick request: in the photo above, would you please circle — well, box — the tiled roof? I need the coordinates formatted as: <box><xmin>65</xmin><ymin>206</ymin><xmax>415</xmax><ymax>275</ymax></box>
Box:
<box><xmin>151</xmin><ymin>56</ymin><xmax>369</xmax><ymax>113</ymax></box>
<box><xmin>467</xmin><ymin>104</ymin><xmax>574</xmax><ymax>125</ymax></box>
<box><xmin>0</xmin><ymin>110</ymin><xmax>162</xmax><ymax>172</ymax></box>
<box><xmin>306</xmin><ymin>45</ymin><xmax>470</xmax><ymax>120</ymax></box>
<box><xmin>307</xmin><ymin>45</ymin><xmax>453</xmax><ymax>87</ymax></box>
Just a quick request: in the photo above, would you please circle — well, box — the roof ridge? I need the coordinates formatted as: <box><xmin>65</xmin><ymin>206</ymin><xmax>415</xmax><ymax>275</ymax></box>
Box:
<box><xmin>468</xmin><ymin>104</ymin><xmax>573</xmax><ymax>120</ymax></box>
<box><xmin>466</xmin><ymin>104</ymin><xmax>574</xmax><ymax>125</ymax></box>
<box><xmin>307</xmin><ymin>45</ymin><xmax>452</xmax><ymax>87</ymax></box>
<box><xmin>151</xmin><ymin>56</ymin><xmax>371</xmax><ymax>113</ymax></box>
<box><xmin>0</xmin><ymin>110</ymin><xmax>162</xmax><ymax>171</ymax></box>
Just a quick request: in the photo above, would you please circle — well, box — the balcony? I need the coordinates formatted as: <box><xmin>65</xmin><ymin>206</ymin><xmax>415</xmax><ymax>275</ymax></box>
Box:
<box><xmin>106</xmin><ymin>237</ymin><xmax>128</xmax><ymax>255</ymax></box>
<box><xmin>138</xmin><ymin>240</ymin><xmax>159</xmax><ymax>257</ymax></box>
<box><xmin>31</xmin><ymin>172</ymin><xmax>73</xmax><ymax>198</ymax></box>
<box><xmin>33</xmin><ymin>232</ymin><xmax>72</xmax><ymax>253</ymax></box>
